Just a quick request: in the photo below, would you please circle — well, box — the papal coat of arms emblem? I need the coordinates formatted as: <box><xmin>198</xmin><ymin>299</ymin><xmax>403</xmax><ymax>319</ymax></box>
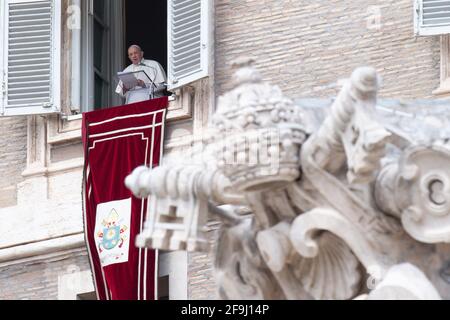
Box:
<box><xmin>97</xmin><ymin>209</ymin><xmax>128</xmax><ymax>252</ymax></box>
<box><xmin>95</xmin><ymin>199</ymin><xmax>132</xmax><ymax>267</ymax></box>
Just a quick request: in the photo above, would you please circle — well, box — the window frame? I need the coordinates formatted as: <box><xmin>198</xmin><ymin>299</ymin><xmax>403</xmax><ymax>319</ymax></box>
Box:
<box><xmin>0</xmin><ymin>0</ymin><xmax>212</xmax><ymax>117</ymax></box>
<box><xmin>79</xmin><ymin>0</ymin><xmax>123</xmax><ymax>113</ymax></box>
<box><xmin>64</xmin><ymin>0</ymin><xmax>210</xmax><ymax>117</ymax></box>
<box><xmin>92</xmin><ymin>0</ymin><xmax>112</xmax><ymax>109</ymax></box>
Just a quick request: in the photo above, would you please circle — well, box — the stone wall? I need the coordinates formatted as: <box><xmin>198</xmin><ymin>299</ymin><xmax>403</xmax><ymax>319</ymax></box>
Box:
<box><xmin>215</xmin><ymin>0</ymin><xmax>440</xmax><ymax>99</ymax></box>
<box><xmin>0</xmin><ymin>117</ymin><xmax>27</xmax><ymax>208</ymax></box>
<box><xmin>0</xmin><ymin>249</ymin><xmax>90</xmax><ymax>300</ymax></box>
<box><xmin>188</xmin><ymin>221</ymin><xmax>222</xmax><ymax>300</ymax></box>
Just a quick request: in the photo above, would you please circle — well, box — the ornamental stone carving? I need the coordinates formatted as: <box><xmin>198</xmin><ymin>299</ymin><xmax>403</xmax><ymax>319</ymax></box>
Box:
<box><xmin>126</xmin><ymin>58</ymin><xmax>450</xmax><ymax>300</ymax></box>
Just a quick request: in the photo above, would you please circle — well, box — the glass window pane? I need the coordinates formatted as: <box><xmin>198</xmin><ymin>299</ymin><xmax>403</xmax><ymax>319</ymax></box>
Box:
<box><xmin>94</xmin><ymin>20</ymin><xmax>104</xmax><ymax>72</ymax></box>
<box><xmin>94</xmin><ymin>0</ymin><xmax>106</xmax><ymax>22</ymax></box>
<box><xmin>95</xmin><ymin>74</ymin><xmax>105</xmax><ymax>109</ymax></box>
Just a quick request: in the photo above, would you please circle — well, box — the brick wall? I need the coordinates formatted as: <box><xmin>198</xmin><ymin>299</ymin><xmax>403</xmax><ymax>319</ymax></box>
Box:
<box><xmin>0</xmin><ymin>117</ymin><xmax>27</xmax><ymax>208</ymax></box>
<box><xmin>0</xmin><ymin>249</ymin><xmax>91</xmax><ymax>300</ymax></box>
<box><xmin>188</xmin><ymin>221</ymin><xmax>221</xmax><ymax>300</ymax></box>
<box><xmin>215</xmin><ymin>0</ymin><xmax>440</xmax><ymax>99</ymax></box>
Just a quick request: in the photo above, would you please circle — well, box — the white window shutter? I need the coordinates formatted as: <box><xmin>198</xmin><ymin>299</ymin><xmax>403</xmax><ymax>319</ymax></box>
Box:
<box><xmin>415</xmin><ymin>0</ymin><xmax>450</xmax><ymax>36</ymax></box>
<box><xmin>168</xmin><ymin>0</ymin><xmax>211</xmax><ymax>90</ymax></box>
<box><xmin>0</xmin><ymin>0</ymin><xmax>61</xmax><ymax>116</ymax></box>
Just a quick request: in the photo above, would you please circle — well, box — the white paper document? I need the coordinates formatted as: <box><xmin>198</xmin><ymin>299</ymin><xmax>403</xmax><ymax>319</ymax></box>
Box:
<box><xmin>117</xmin><ymin>71</ymin><xmax>139</xmax><ymax>90</ymax></box>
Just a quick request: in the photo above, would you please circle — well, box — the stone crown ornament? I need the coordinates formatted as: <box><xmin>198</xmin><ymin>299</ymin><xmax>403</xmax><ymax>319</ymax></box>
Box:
<box><xmin>212</xmin><ymin>58</ymin><xmax>308</xmax><ymax>192</ymax></box>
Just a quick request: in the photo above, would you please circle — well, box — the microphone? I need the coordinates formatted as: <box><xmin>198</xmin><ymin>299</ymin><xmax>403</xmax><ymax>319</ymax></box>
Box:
<box><xmin>138</xmin><ymin>62</ymin><xmax>158</xmax><ymax>88</ymax></box>
<box><xmin>138</xmin><ymin>61</ymin><xmax>167</xmax><ymax>99</ymax></box>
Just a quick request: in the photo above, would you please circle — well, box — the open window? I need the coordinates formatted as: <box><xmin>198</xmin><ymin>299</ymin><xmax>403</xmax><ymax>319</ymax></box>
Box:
<box><xmin>0</xmin><ymin>0</ymin><xmax>211</xmax><ymax>116</ymax></box>
<box><xmin>125</xmin><ymin>1</ymin><xmax>167</xmax><ymax>76</ymax></box>
<box><xmin>79</xmin><ymin>0</ymin><xmax>210</xmax><ymax>112</ymax></box>
<box><xmin>80</xmin><ymin>0</ymin><xmax>168</xmax><ymax>111</ymax></box>
<box><xmin>80</xmin><ymin>0</ymin><xmax>124</xmax><ymax>111</ymax></box>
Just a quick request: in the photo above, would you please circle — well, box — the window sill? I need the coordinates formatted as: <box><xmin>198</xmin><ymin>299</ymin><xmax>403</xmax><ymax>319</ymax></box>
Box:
<box><xmin>49</xmin><ymin>89</ymin><xmax>194</xmax><ymax>146</ymax></box>
<box><xmin>433</xmin><ymin>80</ymin><xmax>450</xmax><ymax>96</ymax></box>
<box><xmin>61</xmin><ymin>113</ymin><xmax>83</xmax><ymax>121</ymax></box>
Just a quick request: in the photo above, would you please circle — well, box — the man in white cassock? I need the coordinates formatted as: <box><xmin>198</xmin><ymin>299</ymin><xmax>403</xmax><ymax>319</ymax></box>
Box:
<box><xmin>116</xmin><ymin>45</ymin><xmax>167</xmax><ymax>104</ymax></box>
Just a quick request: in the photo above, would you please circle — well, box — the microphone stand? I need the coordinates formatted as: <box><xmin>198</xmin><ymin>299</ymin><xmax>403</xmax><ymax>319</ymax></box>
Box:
<box><xmin>139</xmin><ymin>62</ymin><xmax>160</xmax><ymax>100</ymax></box>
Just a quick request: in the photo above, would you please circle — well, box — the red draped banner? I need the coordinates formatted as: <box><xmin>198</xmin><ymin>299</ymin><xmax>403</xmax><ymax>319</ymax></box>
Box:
<box><xmin>82</xmin><ymin>97</ymin><xmax>168</xmax><ymax>300</ymax></box>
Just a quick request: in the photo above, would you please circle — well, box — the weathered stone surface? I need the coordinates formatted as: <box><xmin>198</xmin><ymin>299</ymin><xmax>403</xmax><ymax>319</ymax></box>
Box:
<box><xmin>127</xmin><ymin>61</ymin><xmax>450</xmax><ymax>300</ymax></box>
